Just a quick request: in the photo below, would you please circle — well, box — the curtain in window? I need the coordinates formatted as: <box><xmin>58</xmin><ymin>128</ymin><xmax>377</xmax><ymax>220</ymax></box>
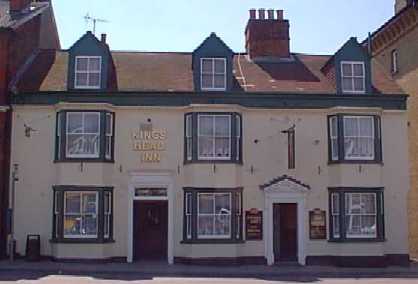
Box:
<box><xmin>63</xmin><ymin>192</ymin><xmax>98</xmax><ymax>238</ymax></box>
<box><xmin>66</xmin><ymin>112</ymin><xmax>100</xmax><ymax>158</ymax></box>
<box><xmin>197</xmin><ymin>193</ymin><xmax>231</xmax><ymax>238</ymax></box>
<box><xmin>344</xmin><ymin>193</ymin><xmax>377</xmax><ymax>238</ymax></box>
<box><xmin>198</xmin><ymin>115</ymin><xmax>231</xmax><ymax>159</ymax></box>
<box><xmin>343</xmin><ymin>116</ymin><xmax>374</xmax><ymax>160</ymax></box>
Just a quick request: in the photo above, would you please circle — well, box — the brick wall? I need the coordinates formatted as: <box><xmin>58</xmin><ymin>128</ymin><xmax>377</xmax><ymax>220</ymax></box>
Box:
<box><xmin>374</xmin><ymin>21</ymin><xmax>418</xmax><ymax>257</ymax></box>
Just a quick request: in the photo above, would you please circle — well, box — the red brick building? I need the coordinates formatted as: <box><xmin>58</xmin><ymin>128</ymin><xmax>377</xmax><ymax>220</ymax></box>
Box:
<box><xmin>0</xmin><ymin>0</ymin><xmax>59</xmax><ymax>258</ymax></box>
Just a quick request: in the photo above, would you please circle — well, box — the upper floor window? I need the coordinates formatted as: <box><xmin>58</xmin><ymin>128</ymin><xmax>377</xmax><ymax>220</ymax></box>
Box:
<box><xmin>56</xmin><ymin>110</ymin><xmax>114</xmax><ymax>162</ymax></box>
<box><xmin>185</xmin><ymin>112</ymin><xmax>241</xmax><ymax>163</ymax></box>
<box><xmin>391</xmin><ymin>50</ymin><xmax>399</xmax><ymax>74</ymax></box>
<box><xmin>341</xmin><ymin>61</ymin><xmax>365</xmax><ymax>94</ymax></box>
<box><xmin>328</xmin><ymin>114</ymin><xmax>381</xmax><ymax>163</ymax></box>
<box><xmin>75</xmin><ymin>56</ymin><xmax>102</xmax><ymax>89</ymax></box>
<box><xmin>201</xmin><ymin>58</ymin><xmax>226</xmax><ymax>91</ymax></box>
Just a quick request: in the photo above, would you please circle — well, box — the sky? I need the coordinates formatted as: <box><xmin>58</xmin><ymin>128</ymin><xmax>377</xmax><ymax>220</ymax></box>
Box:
<box><xmin>53</xmin><ymin>0</ymin><xmax>395</xmax><ymax>55</ymax></box>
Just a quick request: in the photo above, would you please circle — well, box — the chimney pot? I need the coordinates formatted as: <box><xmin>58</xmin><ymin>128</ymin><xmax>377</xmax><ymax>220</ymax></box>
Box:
<box><xmin>249</xmin><ymin>9</ymin><xmax>256</xmax><ymax>19</ymax></box>
<box><xmin>101</xmin><ymin>33</ymin><xmax>107</xmax><ymax>44</ymax></box>
<box><xmin>258</xmin><ymin>8</ymin><xmax>266</xmax><ymax>20</ymax></box>
<box><xmin>267</xmin><ymin>9</ymin><xmax>275</xmax><ymax>20</ymax></box>
<box><xmin>277</xmin><ymin>10</ymin><xmax>284</xmax><ymax>20</ymax></box>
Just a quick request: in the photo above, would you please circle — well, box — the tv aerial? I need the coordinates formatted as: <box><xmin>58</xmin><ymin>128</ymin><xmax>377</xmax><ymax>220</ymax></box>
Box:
<box><xmin>84</xmin><ymin>13</ymin><xmax>109</xmax><ymax>35</ymax></box>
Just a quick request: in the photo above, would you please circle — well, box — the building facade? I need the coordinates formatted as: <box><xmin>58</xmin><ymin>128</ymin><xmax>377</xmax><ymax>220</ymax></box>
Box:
<box><xmin>0</xmin><ymin>0</ymin><xmax>59</xmax><ymax>258</ymax></box>
<box><xmin>366</xmin><ymin>0</ymin><xmax>418</xmax><ymax>257</ymax></box>
<box><xmin>9</xmin><ymin>9</ymin><xmax>410</xmax><ymax>266</ymax></box>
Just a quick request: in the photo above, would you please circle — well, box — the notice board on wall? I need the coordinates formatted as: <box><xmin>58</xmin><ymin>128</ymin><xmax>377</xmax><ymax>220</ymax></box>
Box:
<box><xmin>245</xmin><ymin>209</ymin><xmax>263</xmax><ymax>240</ymax></box>
<box><xmin>309</xmin><ymin>209</ymin><xmax>326</xmax><ymax>240</ymax></box>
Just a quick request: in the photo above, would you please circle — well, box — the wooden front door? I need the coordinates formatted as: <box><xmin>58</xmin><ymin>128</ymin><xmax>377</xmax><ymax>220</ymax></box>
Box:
<box><xmin>133</xmin><ymin>201</ymin><xmax>168</xmax><ymax>260</ymax></box>
<box><xmin>273</xmin><ymin>203</ymin><xmax>298</xmax><ymax>262</ymax></box>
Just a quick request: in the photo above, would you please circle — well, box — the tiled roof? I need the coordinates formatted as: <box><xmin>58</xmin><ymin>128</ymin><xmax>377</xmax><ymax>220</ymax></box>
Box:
<box><xmin>14</xmin><ymin>49</ymin><xmax>403</xmax><ymax>95</ymax></box>
<box><xmin>0</xmin><ymin>1</ymin><xmax>49</xmax><ymax>29</ymax></box>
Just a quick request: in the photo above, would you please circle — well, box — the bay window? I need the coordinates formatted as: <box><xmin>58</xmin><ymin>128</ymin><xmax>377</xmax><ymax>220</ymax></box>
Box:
<box><xmin>53</xmin><ymin>186</ymin><xmax>113</xmax><ymax>243</ymax></box>
<box><xmin>328</xmin><ymin>114</ymin><xmax>381</xmax><ymax>163</ymax></box>
<box><xmin>56</xmin><ymin>110</ymin><xmax>114</xmax><ymax>162</ymax></box>
<box><xmin>329</xmin><ymin>188</ymin><xmax>384</xmax><ymax>242</ymax></box>
<box><xmin>183</xmin><ymin>188</ymin><xmax>242</xmax><ymax>243</ymax></box>
<box><xmin>184</xmin><ymin>113</ymin><xmax>242</xmax><ymax>163</ymax></box>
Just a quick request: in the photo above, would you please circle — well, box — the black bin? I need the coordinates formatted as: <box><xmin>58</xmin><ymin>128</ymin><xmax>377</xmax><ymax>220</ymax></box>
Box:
<box><xmin>25</xmin><ymin>235</ymin><xmax>40</xmax><ymax>261</ymax></box>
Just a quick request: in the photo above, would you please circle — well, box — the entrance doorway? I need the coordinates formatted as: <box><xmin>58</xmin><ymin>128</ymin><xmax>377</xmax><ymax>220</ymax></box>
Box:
<box><xmin>273</xmin><ymin>203</ymin><xmax>298</xmax><ymax>262</ymax></box>
<box><xmin>133</xmin><ymin>201</ymin><xmax>168</xmax><ymax>260</ymax></box>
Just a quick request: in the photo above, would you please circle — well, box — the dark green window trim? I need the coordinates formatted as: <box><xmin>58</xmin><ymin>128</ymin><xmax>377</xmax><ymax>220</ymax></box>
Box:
<box><xmin>327</xmin><ymin>114</ymin><xmax>382</xmax><ymax>164</ymax></box>
<box><xmin>184</xmin><ymin>112</ymin><xmax>242</xmax><ymax>164</ymax></box>
<box><xmin>182</xmin><ymin>187</ymin><xmax>243</xmax><ymax>244</ymax></box>
<box><xmin>55</xmin><ymin>110</ymin><xmax>115</xmax><ymax>163</ymax></box>
<box><xmin>52</xmin><ymin>185</ymin><xmax>114</xmax><ymax>244</ymax></box>
<box><xmin>328</xmin><ymin>187</ymin><xmax>385</xmax><ymax>243</ymax></box>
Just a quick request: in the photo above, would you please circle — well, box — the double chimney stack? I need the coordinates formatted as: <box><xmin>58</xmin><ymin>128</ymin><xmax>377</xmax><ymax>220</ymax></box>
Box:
<box><xmin>245</xmin><ymin>8</ymin><xmax>290</xmax><ymax>60</ymax></box>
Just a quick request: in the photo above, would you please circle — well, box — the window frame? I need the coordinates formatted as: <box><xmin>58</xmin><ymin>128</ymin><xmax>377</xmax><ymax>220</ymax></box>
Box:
<box><xmin>341</xmin><ymin>61</ymin><xmax>366</xmax><ymax>94</ymax></box>
<box><xmin>328</xmin><ymin>188</ymin><xmax>385</xmax><ymax>243</ymax></box>
<box><xmin>200</xmin><ymin>57</ymin><xmax>227</xmax><ymax>91</ymax></box>
<box><xmin>197</xmin><ymin>114</ymin><xmax>232</xmax><ymax>161</ymax></box>
<box><xmin>52</xmin><ymin>186</ymin><xmax>114</xmax><ymax>243</ymax></box>
<box><xmin>184</xmin><ymin>112</ymin><xmax>242</xmax><ymax>164</ymax></box>
<box><xmin>74</xmin><ymin>56</ymin><xmax>102</xmax><ymax>89</ymax></box>
<box><xmin>55</xmin><ymin>110</ymin><xmax>115</xmax><ymax>163</ymax></box>
<box><xmin>182</xmin><ymin>187</ymin><xmax>243</xmax><ymax>244</ymax></box>
<box><xmin>327</xmin><ymin>114</ymin><xmax>382</xmax><ymax>164</ymax></box>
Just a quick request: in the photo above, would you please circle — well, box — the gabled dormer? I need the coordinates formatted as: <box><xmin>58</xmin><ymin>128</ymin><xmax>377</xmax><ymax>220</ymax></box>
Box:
<box><xmin>192</xmin><ymin>33</ymin><xmax>234</xmax><ymax>92</ymax></box>
<box><xmin>67</xmin><ymin>31</ymin><xmax>111</xmax><ymax>91</ymax></box>
<box><xmin>324</xmin><ymin>37</ymin><xmax>373</xmax><ymax>95</ymax></box>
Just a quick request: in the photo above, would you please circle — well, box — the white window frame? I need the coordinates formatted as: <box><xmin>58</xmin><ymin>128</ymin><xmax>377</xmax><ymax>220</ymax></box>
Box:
<box><xmin>343</xmin><ymin>116</ymin><xmax>375</xmax><ymax>161</ymax></box>
<box><xmin>63</xmin><ymin>191</ymin><xmax>98</xmax><ymax>239</ymax></box>
<box><xmin>341</xmin><ymin>61</ymin><xmax>366</xmax><ymax>94</ymax></box>
<box><xmin>104</xmin><ymin>191</ymin><xmax>112</xmax><ymax>239</ymax></box>
<box><xmin>65</xmin><ymin>112</ymin><xmax>101</xmax><ymax>159</ymax></box>
<box><xmin>331</xmin><ymin>193</ymin><xmax>340</xmax><ymax>238</ymax></box>
<box><xmin>345</xmin><ymin>192</ymin><xmax>377</xmax><ymax>239</ymax></box>
<box><xmin>185</xmin><ymin>192</ymin><xmax>193</xmax><ymax>239</ymax></box>
<box><xmin>74</xmin><ymin>56</ymin><xmax>102</xmax><ymax>89</ymax></box>
<box><xmin>185</xmin><ymin>114</ymin><xmax>193</xmax><ymax>161</ymax></box>
<box><xmin>197</xmin><ymin>192</ymin><xmax>232</xmax><ymax>239</ymax></box>
<box><xmin>200</xmin><ymin>58</ymin><xmax>227</xmax><ymax>91</ymax></box>
<box><xmin>329</xmin><ymin>116</ymin><xmax>339</xmax><ymax>161</ymax></box>
<box><xmin>391</xmin><ymin>50</ymin><xmax>398</xmax><ymax>74</ymax></box>
<box><xmin>105</xmin><ymin>113</ymin><xmax>113</xmax><ymax>160</ymax></box>
<box><xmin>197</xmin><ymin>114</ymin><xmax>232</xmax><ymax>160</ymax></box>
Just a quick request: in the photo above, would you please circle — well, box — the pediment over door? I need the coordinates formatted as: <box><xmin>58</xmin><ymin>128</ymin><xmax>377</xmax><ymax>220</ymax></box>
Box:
<box><xmin>260</xmin><ymin>175</ymin><xmax>310</xmax><ymax>194</ymax></box>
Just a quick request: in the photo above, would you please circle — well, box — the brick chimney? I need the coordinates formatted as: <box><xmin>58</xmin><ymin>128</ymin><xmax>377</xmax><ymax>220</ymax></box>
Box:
<box><xmin>10</xmin><ymin>0</ymin><xmax>32</xmax><ymax>13</ymax></box>
<box><xmin>245</xmin><ymin>9</ymin><xmax>290</xmax><ymax>60</ymax></box>
<box><xmin>395</xmin><ymin>0</ymin><xmax>413</xmax><ymax>14</ymax></box>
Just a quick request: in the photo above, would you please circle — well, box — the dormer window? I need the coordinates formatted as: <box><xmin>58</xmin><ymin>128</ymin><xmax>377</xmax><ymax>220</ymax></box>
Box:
<box><xmin>75</xmin><ymin>56</ymin><xmax>102</xmax><ymax>89</ymax></box>
<box><xmin>341</xmin><ymin>61</ymin><xmax>365</xmax><ymax>94</ymax></box>
<box><xmin>201</xmin><ymin>58</ymin><xmax>226</xmax><ymax>91</ymax></box>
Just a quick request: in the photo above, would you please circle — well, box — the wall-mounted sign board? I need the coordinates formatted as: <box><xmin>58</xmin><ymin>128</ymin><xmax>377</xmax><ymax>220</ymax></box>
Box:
<box><xmin>245</xmin><ymin>208</ymin><xmax>263</xmax><ymax>241</ymax></box>
<box><xmin>309</xmin><ymin>209</ymin><xmax>326</xmax><ymax>240</ymax></box>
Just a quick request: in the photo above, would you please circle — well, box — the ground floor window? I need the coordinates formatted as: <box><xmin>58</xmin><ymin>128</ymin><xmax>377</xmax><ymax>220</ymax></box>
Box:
<box><xmin>329</xmin><ymin>188</ymin><xmax>384</xmax><ymax>242</ymax></box>
<box><xmin>52</xmin><ymin>186</ymin><xmax>113</xmax><ymax>243</ymax></box>
<box><xmin>183</xmin><ymin>188</ymin><xmax>242</xmax><ymax>243</ymax></box>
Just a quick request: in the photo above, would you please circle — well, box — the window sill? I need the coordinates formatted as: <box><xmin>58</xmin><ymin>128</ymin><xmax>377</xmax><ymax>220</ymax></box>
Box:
<box><xmin>54</xmin><ymin>158</ymin><xmax>115</xmax><ymax>164</ymax></box>
<box><xmin>328</xmin><ymin>238</ymin><xmax>386</xmax><ymax>243</ymax></box>
<box><xmin>184</xmin><ymin>160</ymin><xmax>243</xmax><ymax>165</ymax></box>
<box><xmin>181</xmin><ymin>239</ymin><xmax>245</xmax><ymax>244</ymax></box>
<box><xmin>50</xmin><ymin>238</ymin><xmax>115</xmax><ymax>244</ymax></box>
<box><xmin>328</xmin><ymin>160</ymin><xmax>383</xmax><ymax>165</ymax></box>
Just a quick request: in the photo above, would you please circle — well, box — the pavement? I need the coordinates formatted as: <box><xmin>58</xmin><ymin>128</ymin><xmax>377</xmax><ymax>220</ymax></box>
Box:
<box><xmin>1</xmin><ymin>260</ymin><xmax>418</xmax><ymax>280</ymax></box>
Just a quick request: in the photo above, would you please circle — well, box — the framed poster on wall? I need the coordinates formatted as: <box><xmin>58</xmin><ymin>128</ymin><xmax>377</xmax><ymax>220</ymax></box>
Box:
<box><xmin>245</xmin><ymin>209</ymin><xmax>263</xmax><ymax>240</ymax></box>
<box><xmin>309</xmin><ymin>209</ymin><xmax>326</xmax><ymax>240</ymax></box>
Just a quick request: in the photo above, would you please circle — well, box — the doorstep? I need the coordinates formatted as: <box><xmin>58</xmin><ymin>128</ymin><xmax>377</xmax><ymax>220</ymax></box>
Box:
<box><xmin>0</xmin><ymin>260</ymin><xmax>418</xmax><ymax>278</ymax></box>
